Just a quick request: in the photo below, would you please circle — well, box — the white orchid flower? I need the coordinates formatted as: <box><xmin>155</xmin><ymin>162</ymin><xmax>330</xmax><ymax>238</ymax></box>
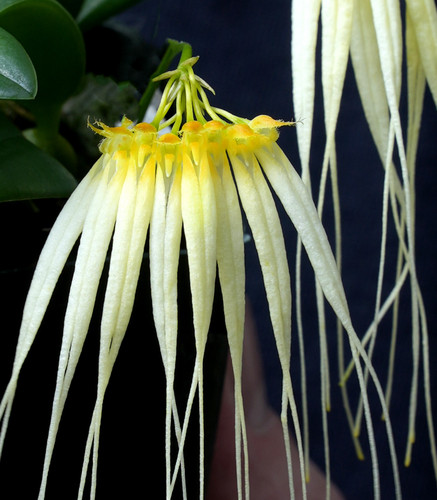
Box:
<box><xmin>0</xmin><ymin>46</ymin><xmax>416</xmax><ymax>500</ymax></box>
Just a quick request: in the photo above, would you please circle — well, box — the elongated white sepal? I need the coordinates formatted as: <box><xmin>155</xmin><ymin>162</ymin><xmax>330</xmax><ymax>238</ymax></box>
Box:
<box><xmin>212</xmin><ymin>153</ymin><xmax>247</xmax><ymax>499</ymax></box>
<box><xmin>38</xmin><ymin>155</ymin><xmax>127</xmax><ymax>500</ymax></box>
<box><xmin>291</xmin><ymin>0</ymin><xmax>321</xmax><ymax>181</ymax></box>
<box><xmin>176</xmin><ymin>151</ymin><xmax>217</xmax><ymax>499</ymax></box>
<box><xmin>231</xmin><ymin>151</ymin><xmax>303</xmax><ymax>500</ymax></box>
<box><xmin>150</xmin><ymin>160</ymin><xmax>184</xmax><ymax>499</ymax></box>
<box><xmin>406</xmin><ymin>0</ymin><xmax>437</xmax><ymax>106</ymax></box>
<box><xmin>78</xmin><ymin>153</ymin><xmax>155</xmax><ymax>499</ymax></box>
<box><xmin>259</xmin><ymin>143</ymin><xmax>402</xmax><ymax>500</ymax></box>
<box><xmin>0</xmin><ymin>158</ymin><xmax>104</xmax><ymax>457</ymax></box>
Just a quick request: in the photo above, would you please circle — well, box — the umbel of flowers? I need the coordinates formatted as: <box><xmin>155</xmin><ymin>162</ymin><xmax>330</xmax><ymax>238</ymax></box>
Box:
<box><xmin>1</xmin><ymin>50</ymin><xmax>401</xmax><ymax>499</ymax></box>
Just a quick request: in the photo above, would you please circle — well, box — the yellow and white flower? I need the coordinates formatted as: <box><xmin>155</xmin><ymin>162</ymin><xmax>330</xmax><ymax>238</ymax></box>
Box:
<box><xmin>291</xmin><ymin>1</ymin><xmax>437</xmax><ymax>494</ymax></box>
<box><xmin>1</xmin><ymin>55</ymin><xmax>401</xmax><ymax>499</ymax></box>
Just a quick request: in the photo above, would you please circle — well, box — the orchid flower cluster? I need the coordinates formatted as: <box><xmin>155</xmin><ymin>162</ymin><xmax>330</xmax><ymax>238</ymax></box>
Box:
<box><xmin>0</xmin><ymin>2</ymin><xmax>435</xmax><ymax>493</ymax></box>
<box><xmin>0</xmin><ymin>50</ymin><xmax>371</xmax><ymax>499</ymax></box>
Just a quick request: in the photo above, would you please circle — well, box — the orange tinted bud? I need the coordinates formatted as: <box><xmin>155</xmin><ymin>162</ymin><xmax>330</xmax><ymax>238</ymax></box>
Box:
<box><xmin>227</xmin><ymin>123</ymin><xmax>255</xmax><ymax>140</ymax></box>
<box><xmin>250</xmin><ymin>115</ymin><xmax>294</xmax><ymax>131</ymax></box>
<box><xmin>159</xmin><ymin>133</ymin><xmax>181</xmax><ymax>144</ymax></box>
<box><xmin>134</xmin><ymin>123</ymin><xmax>157</xmax><ymax>133</ymax></box>
<box><xmin>182</xmin><ymin>121</ymin><xmax>203</xmax><ymax>133</ymax></box>
<box><xmin>204</xmin><ymin>120</ymin><xmax>226</xmax><ymax>131</ymax></box>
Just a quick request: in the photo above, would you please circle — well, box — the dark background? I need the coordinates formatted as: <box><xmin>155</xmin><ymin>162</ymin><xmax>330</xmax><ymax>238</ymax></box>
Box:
<box><xmin>116</xmin><ymin>0</ymin><xmax>437</xmax><ymax>499</ymax></box>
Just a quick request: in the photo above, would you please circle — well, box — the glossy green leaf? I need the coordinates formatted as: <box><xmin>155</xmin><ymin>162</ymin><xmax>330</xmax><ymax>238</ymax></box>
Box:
<box><xmin>0</xmin><ymin>27</ymin><xmax>37</xmax><ymax>100</ymax></box>
<box><xmin>76</xmin><ymin>0</ymin><xmax>143</xmax><ymax>31</ymax></box>
<box><xmin>0</xmin><ymin>0</ymin><xmax>85</xmax><ymax>125</ymax></box>
<box><xmin>0</xmin><ymin>113</ymin><xmax>77</xmax><ymax>202</ymax></box>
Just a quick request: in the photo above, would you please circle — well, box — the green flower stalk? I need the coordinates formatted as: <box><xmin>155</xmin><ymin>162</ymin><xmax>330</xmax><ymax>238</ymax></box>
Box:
<box><xmin>1</xmin><ymin>54</ymin><xmax>401</xmax><ymax>499</ymax></box>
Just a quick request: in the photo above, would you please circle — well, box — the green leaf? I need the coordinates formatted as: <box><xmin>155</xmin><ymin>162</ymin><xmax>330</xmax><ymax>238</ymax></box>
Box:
<box><xmin>77</xmin><ymin>0</ymin><xmax>143</xmax><ymax>31</ymax></box>
<box><xmin>0</xmin><ymin>112</ymin><xmax>77</xmax><ymax>202</ymax></box>
<box><xmin>0</xmin><ymin>0</ymin><xmax>85</xmax><ymax>131</ymax></box>
<box><xmin>0</xmin><ymin>27</ymin><xmax>37</xmax><ymax>100</ymax></box>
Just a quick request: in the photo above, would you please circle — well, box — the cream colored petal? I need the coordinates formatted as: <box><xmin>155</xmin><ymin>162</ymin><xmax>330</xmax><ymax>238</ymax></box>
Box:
<box><xmin>405</xmin><ymin>8</ymin><xmax>437</xmax><ymax>477</ymax></box>
<box><xmin>0</xmin><ymin>157</ymin><xmax>104</xmax><ymax>456</ymax></box>
<box><xmin>369</xmin><ymin>0</ymin><xmax>402</xmax><ymax>101</ymax></box>
<box><xmin>291</xmin><ymin>2</ymin><xmax>321</xmax><ymax>480</ymax></box>
<box><xmin>78</xmin><ymin>154</ymin><xmax>156</xmax><ymax>499</ymax></box>
<box><xmin>181</xmin><ymin>153</ymin><xmax>217</xmax><ymax>349</ymax></box>
<box><xmin>212</xmin><ymin>153</ymin><xmax>247</xmax><ymax>499</ymax></box>
<box><xmin>250</xmin><ymin>152</ymin><xmax>292</xmax><ymax>354</ymax></box>
<box><xmin>151</xmin><ymin>161</ymin><xmax>182</xmax><ymax>376</ymax></box>
<box><xmin>214</xmin><ymin>155</ymin><xmax>245</xmax><ymax>372</ymax></box>
<box><xmin>230</xmin><ymin>151</ymin><xmax>303</xmax><ymax>499</ymax></box>
<box><xmin>149</xmin><ymin>161</ymin><xmax>170</xmax><ymax>488</ymax></box>
<box><xmin>231</xmin><ymin>152</ymin><xmax>291</xmax><ymax>369</ymax></box>
<box><xmin>321</xmin><ymin>0</ymin><xmax>353</xmax><ymax>139</ymax></box>
<box><xmin>350</xmin><ymin>4</ymin><xmax>427</xmax><ymax>466</ymax></box>
<box><xmin>370</xmin><ymin>1</ymin><xmax>424</xmax><ymax>472</ymax></box>
<box><xmin>198</xmin><ymin>153</ymin><xmax>218</xmax><ymax>335</ymax></box>
<box><xmin>368</xmin><ymin>0</ymin><xmax>404</xmax><ymax>174</ymax></box>
<box><xmin>150</xmin><ymin>163</ymin><xmax>169</xmax><ymax>363</ymax></box>
<box><xmin>258</xmin><ymin>144</ymin><xmax>347</xmax><ymax>315</ymax></box>
<box><xmin>368</xmin><ymin>0</ymin><xmax>406</xmax><ymax>226</ymax></box>
<box><xmin>405</xmin><ymin>8</ymin><xmax>426</xmax><ymax>192</ymax></box>
<box><xmin>178</xmin><ymin>151</ymin><xmax>217</xmax><ymax>500</ymax></box>
<box><xmin>150</xmin><ymin>160</ymin><xmax>184</xmax><ymax>498</ymax></box>
<box><xmin>291</xmin><ymin>0</ymin><xmax>321</xmax><ymax>181</ymax></box>
<box><xmin>7</xmin><ymin>158</ymin><xmax>104</xmax><ymax>376</ymax></box>
<box><xmin>350</xmin><ymin>0</ymin><xmax>406</xmax><ymax>328</ymax></box>
<box><xmin>100</xmin><ymin>155</ymin><xmax>155</xmax><ymax>378</ymax></box>
<box><xmin>350</xmin><ymin>0</ymin><xmax>389</xmax><ymax>163</ymax></box>
<box><xmin>349</xmin><ymin>0</ymin><xmax>406</xmax><ymax>254</ymax></box>
<box><xmin>258</xmin><ymin>143</ymin><xmax>402</xmax><ymax>499</ymax></box>
<box><xmin>318</xmin><ymin>0</ymin><xmax>353</xmax><ymax>235</ymax></box>
<box><xmin>350</xmin><ymin>0</ymin><xmax>406</xmax><ymax>207</ymax></box>
<box><xmin>318</xmin><ymin>11</ymin><xmax>353</xmax><ymax>470</ymax></box>
<box><xmin>378</xmin><ymin>10</ymin><xmax>425</xmax><ymax>462</ymax></box>
<box><xmin>406</xmin><ymin>0</ymin><xmax>437</xmax><ymax>106</ymax></box>
<box><xmin>38</xmin><ymin>156</ymin><xmax>127</xmax><ymax>499</ymax></box>
<box><xmin>162</xmin><ymin>166</ymin><xmax>184</xmax><ymax>500</ymax></box>
<box><xmin>162</xmin><ymin>164</ymin><xmax>183</xmax><ymax>372</ymax></box>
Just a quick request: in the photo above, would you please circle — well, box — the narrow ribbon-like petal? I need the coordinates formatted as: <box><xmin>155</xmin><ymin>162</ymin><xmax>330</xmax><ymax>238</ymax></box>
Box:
<box><xmin>406</xmin><ymin>0</ymin><xmax>437</xmax><ymax>106</ymax></box>
<box><xmin>78</xmin><ymin>152</ymin><xmax>156</xmax><ymax>499</ymax></box>
<box><xmin>0</xmin><ymin>157</ymin><xmax>104</xmax><ymax>456</ymax></box>
<box><xmin>258</xmin><ymin>142</ymin><xmax>403</xmax><ymax>500</ymax></box>
<box><xmin>212</xmin><ymin>152</ymin><xmax>248</xmax><ymax>499</ymax></box>
<box><xmin>291</xmin><ymin>0</ymin><xmax>321</xmax><ymax>181</ymax></box>
<box><xmin>38</xmin><ymin>154</ymin><xmax>128</xmax><ymax>499</ymax></box>
<box><xmin>178</xmin><ymin>150</ymin><xmax>217</xmax><ymax>499</ymax></box>
<box><xmin>350</xmin><ymin>0</ymin><xmax>389</xmax><ymax>163</ymax></box>
<box><xmin>231</xmin><ymin>151</ymin><xmax>303</xmax><ymax>500</ymax></box>
<box><xmin>150</xmin><ymin>159</ymin><xmax>184</xmax><ymax>498</ymax></box>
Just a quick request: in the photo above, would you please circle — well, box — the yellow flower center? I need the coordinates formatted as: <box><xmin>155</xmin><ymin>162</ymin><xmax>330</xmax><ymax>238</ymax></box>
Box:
<box><xmin>91</xmin><ymin>116</ymin><xmax>291</xmax><ymax>164</ymax></box>
<box><xmin>88</xmin><ymin>57</ymin><xmax>294</xmax><ymax>173</ymax></box>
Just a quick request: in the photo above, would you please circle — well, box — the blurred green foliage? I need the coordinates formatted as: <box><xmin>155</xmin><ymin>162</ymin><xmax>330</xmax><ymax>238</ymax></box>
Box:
<box><xmin>0</xmin><ymin>0</ymin><xmax>161</xmax><ymax>202</ymax></box>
